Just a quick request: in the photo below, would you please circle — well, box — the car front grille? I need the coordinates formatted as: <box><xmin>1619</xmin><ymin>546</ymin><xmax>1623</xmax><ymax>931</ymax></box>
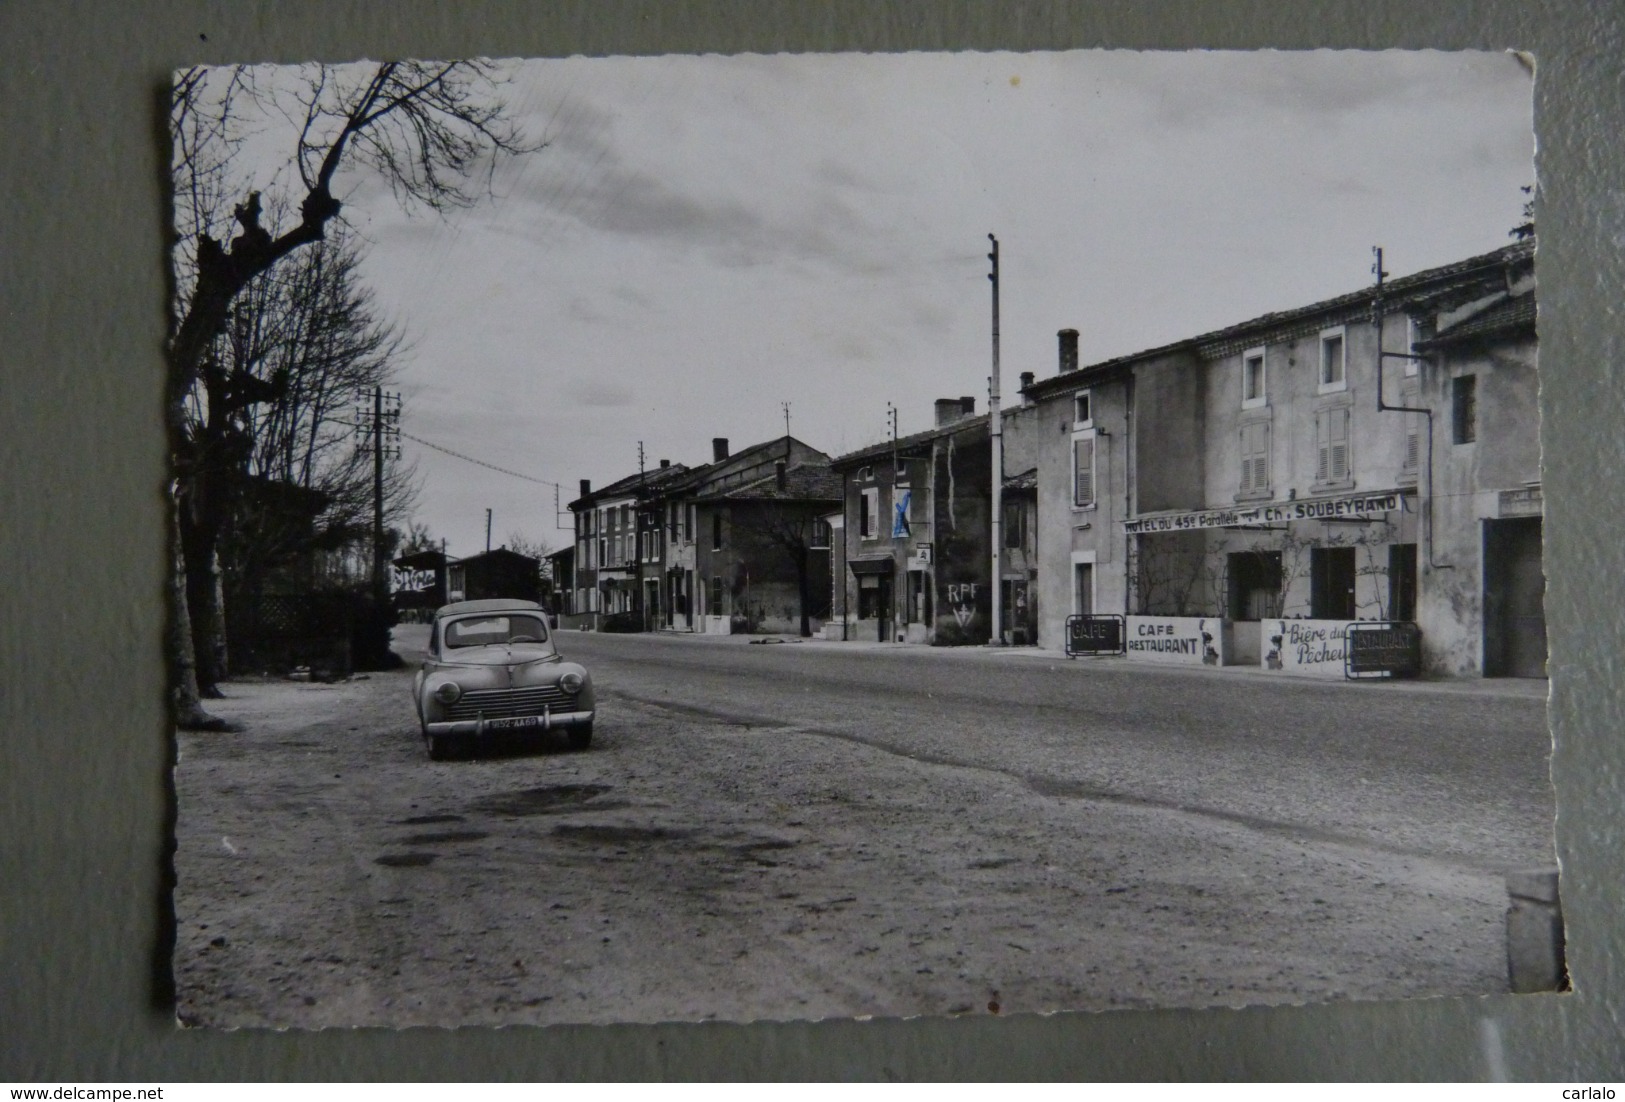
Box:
<box><xmin>445</xmin><ymin>685</ymin><xmax>577</xmax><ymax>721</ymax></box>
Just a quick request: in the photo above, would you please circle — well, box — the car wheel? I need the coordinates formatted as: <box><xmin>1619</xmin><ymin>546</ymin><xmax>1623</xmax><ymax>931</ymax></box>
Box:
<box><xmin>566</xmin><ymin>724</ymin><xmax>593</xmax><ymax>751</ymax></box>
<box><xmin>425</xmin><ymin>732</ymin><xmax>453</xmax><ymax>761</ymax></box>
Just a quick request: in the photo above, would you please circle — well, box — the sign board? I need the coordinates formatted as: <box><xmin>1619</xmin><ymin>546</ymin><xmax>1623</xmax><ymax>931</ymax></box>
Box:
<box><xmin>1125</xmin><ymin>616</ymin><xmax>1226</xmax><ymax>666</ymax></box>
<box><xmin>391</xmin><ymin>566</ymin><xmax>438</xmax><ymax>593</ymax></box>
<box><xmin>1345</xmin><ymin>621</ymin><xmax>1423</xmax><ymax>679</ymax></box>
<box><xmin>1498</xmin><ymin>486</ymin><xmax>1543</xmax><ymax>517</ymax></box>
<box><xmin>1066</xmin><ymin>614</ymin><xmax>1125</xmax><ymax>657</ymax></box>
<box><xmin>1124</xmin><ymin>490</ymin><xmax>1408</xmax><ymax>535</ymax></box>
<box><xmin>1260</xmin><ymin>618</ymin><xmax>1348</xmax><ymax>677</ymax></box>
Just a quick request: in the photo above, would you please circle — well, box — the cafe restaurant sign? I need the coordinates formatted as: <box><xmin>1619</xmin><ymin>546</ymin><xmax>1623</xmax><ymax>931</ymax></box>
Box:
<box><xmin>1123</xmin><ymin>490</ymin><xmax>1408</xmax><ymax>535</ymax></box>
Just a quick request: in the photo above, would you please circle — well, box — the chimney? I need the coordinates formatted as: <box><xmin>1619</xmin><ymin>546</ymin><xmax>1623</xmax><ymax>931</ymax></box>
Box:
<box><xmin>934</xmin><ymin>398</ymin><xmax>961</xmax><ymax>426</ymax></box>
<box><xmin>1058</xmin><ymin>328</ymin><xmax>1080</xmax><ymax>375</ymax></box>
<box><xmin>579</xmin><ymin>478</ymin><xmax>591</xmax><ymax>498</ymax></box>
<box><xmin>775</xmin><ymin>459</ymin><xmax>787</xmax><ymax>491</ymax></box>
<box><xmin>960</xmin><ymin>395</ymin><xmax>975</xmax><ymax>416</ymax></box>
<box><xmin>1019</xmin><ymin>370</ymin><xmax>1035</xmax><ymax>393</ymax></box>
<box><xmin>712</xmin><ymin>437</ymin><xmax>730</xmax><ymax>462</ymax></box>
<box><xmin>659</xmin><ymin>458</ymin><xmax>670</xmax><ymax>469</ymax></box>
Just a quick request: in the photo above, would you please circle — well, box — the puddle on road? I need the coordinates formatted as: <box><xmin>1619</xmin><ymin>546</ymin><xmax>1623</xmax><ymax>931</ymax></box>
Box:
<box><xmin>374</xmin><ymin>852</ymin><xmax>437</xmax><ymax>868</ymax></box>
<box><xmin>474</xmin><ymin>784</ymin><xmax>613</xmax><ymax>817</ymax></box>
<box><xmin>397</xmin><ymin>813</ymin><xmax>465</xmax><ymax>825</ymax></box>
<box><xmin>401</xmin><ymin>830</ymin><xmax>489</xmax><ymax>846</ymax></box>
<box><xmin>552</xmin><ymin>823</ymin><xmax>695</xmax><ymax>845</ymax></box>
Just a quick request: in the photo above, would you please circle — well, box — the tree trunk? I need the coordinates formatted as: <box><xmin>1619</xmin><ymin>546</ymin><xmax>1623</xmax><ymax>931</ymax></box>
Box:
<box><xmin>180</xmin><ymin>493</ymin><xmax>227</xmax><ymax>697</ymax></box>
<box><xmin>170</xmin><ymin>489</ymin><xmax>232</xmax><ymax>731</ymax></box>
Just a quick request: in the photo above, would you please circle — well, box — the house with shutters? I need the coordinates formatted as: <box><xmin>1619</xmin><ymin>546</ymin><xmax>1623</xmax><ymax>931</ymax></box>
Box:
<box><xmin>829</xmin><ymin>397</ymin><xmax>993</xmax><ymax>645</ymax></box>
<box><xmin>642</xmin><ymin>434</ymin><xmax>834</xmax><ymax>634</ymax></box>
<box><xmin>567</xmin><ymin>460</ymin><xmax>691</xmax><ymax>629</ymax></box>
<box><xmin>1009</xmin><ymin>239</ymin><xmax>1540</xmax><ymax>677</ymax></box>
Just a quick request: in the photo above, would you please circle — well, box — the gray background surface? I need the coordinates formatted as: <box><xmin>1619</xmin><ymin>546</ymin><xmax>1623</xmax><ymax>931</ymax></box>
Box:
<box><xmin>1</xmin><ymin>0</ymin><xmax>1619</xmax><ymax>1081</ymax></box>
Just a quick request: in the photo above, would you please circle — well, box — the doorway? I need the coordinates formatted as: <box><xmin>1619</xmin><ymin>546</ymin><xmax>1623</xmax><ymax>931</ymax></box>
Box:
<box><xmin>1073</xmin><ymin>562</ymin><xmax>1094</xmax><ymax>615</ymax></box>
<box><xmin>1310</xmin><ymin>546</ymin><xmax>1356</xmax><ymax>620</ymax></box>
<box><xmin>1484</xmin><ymin>517</ymin><xmax>1546</xmax><ymax>677</ymax></box>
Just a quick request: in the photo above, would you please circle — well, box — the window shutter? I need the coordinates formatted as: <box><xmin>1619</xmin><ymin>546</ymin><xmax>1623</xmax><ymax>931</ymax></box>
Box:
<box><xmin>1316</xmin><ymin>414</ymin><xmax>1330</xmax><ymax>482</ymax></box>
<box><xmin>1074</xmin><ymin>437</ymin><xmax>1095</xmax><ymax>506</ymax></box>
<box><xmin>1405</xmin><ymin>414</ymin><xmax>1421</xmax><ymax>470</ymax></box>
<box><xmin>1240</xmin><ymin>422</ymin><xmax>1269</xmax><ymax>493</ymax></box>
<box><xmin>1330</xmin><ymin>408</ymin><xmax>1349</xmax><ymax>481</ymax></box>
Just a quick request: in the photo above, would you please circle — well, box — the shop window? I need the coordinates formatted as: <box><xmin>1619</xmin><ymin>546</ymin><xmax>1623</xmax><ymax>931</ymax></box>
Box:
<box><xmin>860</xmin><ymin>487</ymin><xmax>881</xmax><ymax>538</ymax></box>
<box><xmin>1310</xmin><ymin>547</ymin><xmax>1357</xmax><ymax>620</ymax></box>
<box><xmin>1315</xmin><ymin>407</ymin><xmax>1352</xmax><ymax>486</ymax></box>
<box><xmin>1452</xmin><ymin>375</ymin><xmax>1477</xmax><ymax>444</ymax></box>
<box><xmin>1228</xmin><ymin>550</ymin><xmax>1283</xmax><ymax>620</ymax></box>
<box><xmin>1319</xmin><ymin>327</ymin><xmax>1347</xmax><ymax>393</ymax></box>
<box><xmin>1239</xmin><ymin>420</ymin><xmax>1271</xmax><ymax>495</ymax></box>
<box><xmin>1242</xmin><ymin>346</ymin><xmax>1267</xmax><ymax>409</ymax></box>
<box><xmin>1389</xmin><ymin>543</ymin><xmax>1418</xmax><ymax>620</ymax></box>
<box><xmin>1072</xmin><ymin>434</ymin><xmax>1096</xmax><ymax>508</ymax></box>
<box><xmin>709</xmin><ymin>575</ymin><xmax>725</xmax><ymax>616</ymax></box>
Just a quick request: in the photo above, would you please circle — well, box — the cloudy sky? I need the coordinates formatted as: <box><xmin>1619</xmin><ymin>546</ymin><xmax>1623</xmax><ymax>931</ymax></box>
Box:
<box><xmin>263</xmin><ymin>49</ymin><xmax>1533</xmax><ymax>558</ymax></box>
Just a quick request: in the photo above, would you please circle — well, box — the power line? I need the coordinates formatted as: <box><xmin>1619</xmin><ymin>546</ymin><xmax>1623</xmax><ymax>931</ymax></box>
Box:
<box><xmin>397</xmin><ymin>428</ymin><xmax>562</xmax><ymax>488</ymax></box>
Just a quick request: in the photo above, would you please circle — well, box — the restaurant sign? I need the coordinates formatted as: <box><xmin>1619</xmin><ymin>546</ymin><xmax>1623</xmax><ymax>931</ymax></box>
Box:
<box><xmin>1345</xmin><ymin>621</ymin><xmax>1423</xmax><ymax>679</ymax></box>
<box><xmin>1123</xmin><ymin>490</ymin><xmax>1408</xmax><ymax>535</ymax></box>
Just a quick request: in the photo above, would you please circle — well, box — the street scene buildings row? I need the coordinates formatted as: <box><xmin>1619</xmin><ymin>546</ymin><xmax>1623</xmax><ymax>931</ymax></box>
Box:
<box><xmin>548</xmin><ymin>240</ymin><xmax>1540</xmax><ymax>679</ymax></box>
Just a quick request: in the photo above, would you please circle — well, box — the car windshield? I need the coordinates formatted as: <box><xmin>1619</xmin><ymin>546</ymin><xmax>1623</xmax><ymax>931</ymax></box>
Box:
<box><xmin>443</xmin><ymin>614</ymin><xmax>550</xmax><ymax>649</ymax></box>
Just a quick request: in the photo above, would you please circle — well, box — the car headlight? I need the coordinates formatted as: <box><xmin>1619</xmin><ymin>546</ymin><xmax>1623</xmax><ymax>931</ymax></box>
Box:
<box><xmin>559</xmin><ymin>671</ymin><xmax>584</xmax><ymax>694</ymax></box>
<box><xmin>433</xmin><ymin>681</ymin><xmax>462</xmax><ymax>704</ymax></box>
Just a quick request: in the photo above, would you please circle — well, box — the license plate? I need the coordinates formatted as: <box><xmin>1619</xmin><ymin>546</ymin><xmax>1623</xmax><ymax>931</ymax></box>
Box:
<box><xmin>487</xmin><ymin>715</ymin><xmax>542</xmax><ymax>730</ymax></box>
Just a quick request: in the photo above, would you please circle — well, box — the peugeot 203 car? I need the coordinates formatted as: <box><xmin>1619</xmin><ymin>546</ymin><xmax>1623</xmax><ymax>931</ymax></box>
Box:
<box><xmin>413</xmin><ymin>599</ymin><xmax>595</xmax><ymax>759</ymax></box>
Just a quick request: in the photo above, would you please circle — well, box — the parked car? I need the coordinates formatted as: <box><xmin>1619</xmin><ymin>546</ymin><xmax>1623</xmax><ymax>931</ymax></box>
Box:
<box><xmin>413</xmin><ymin>598</ymin><xmax>596</xmax><ymax>760</ymax></box>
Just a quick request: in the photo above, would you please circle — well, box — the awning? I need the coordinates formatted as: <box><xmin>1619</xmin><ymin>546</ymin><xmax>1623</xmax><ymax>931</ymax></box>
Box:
<box><xmin>847</xmin><ymin>557</ymin><xmax>896</xmax><ymax>576</ymax></box>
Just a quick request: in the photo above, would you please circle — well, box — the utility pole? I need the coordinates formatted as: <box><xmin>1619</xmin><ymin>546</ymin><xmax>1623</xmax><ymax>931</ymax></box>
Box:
<box><xmin>636</xmin><ymin>442</ymin><xmax>646</xmax><ymax>629</ymax></box>
<box><xmin>358</xmin><ymin>386</ymin><xmax>399</xmax><ymax>609</ymax></box>
<box><xmin>988</xmin><ymin>234</ymin><xmax>1004</xmax><ymax>646</ymax></box>
<box><xmin>485</xmin><ymin>508</ymin><xmax>492</xmax><ymax>554</ymax></box>
<box><xmin>374</xmin><ymin>386</ymin><xmax>385</xmax><ymax>603</ymax></box>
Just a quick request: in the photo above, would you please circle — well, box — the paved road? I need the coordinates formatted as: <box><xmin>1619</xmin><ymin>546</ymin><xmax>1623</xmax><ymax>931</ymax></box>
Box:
<box><xmin>570</xmin><ymin>630</ymin><xmax>1553</xmax><ymax>871</ymax></box>
<box><xmin>172</xmin><ymin>627</ymin><xmax>1554</xmax><ymax>1028</ymax></box>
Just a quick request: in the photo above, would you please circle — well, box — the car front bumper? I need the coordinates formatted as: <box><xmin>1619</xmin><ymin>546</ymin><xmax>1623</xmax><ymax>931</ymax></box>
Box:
<box><xmin>424</xmin><ymin>709</ymin><xmax>595</xmax><ymax>738</ymax></box>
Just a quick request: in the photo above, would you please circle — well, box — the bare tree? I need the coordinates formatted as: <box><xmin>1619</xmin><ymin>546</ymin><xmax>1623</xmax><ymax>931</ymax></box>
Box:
<box><xmin>206</xmin><ymin>239</ymin><xmax>420</xmax><ymax>671</ymax></box>
<box><xmin>167</xmin><ymin>60</ymin><xmax>538</xmax><ymax>727</ymax></box>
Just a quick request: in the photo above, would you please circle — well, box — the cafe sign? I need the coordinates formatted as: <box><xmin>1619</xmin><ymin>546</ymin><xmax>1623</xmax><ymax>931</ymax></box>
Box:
<box><xmin>1123</xmin><ymin>490</ymin><xmax>1408</xmax><ymax>535</ymax></box>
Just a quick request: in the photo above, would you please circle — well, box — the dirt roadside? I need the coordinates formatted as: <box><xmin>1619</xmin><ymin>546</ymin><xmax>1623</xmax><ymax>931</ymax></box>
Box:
<box><xmin>173</xmin><ymin>631</ymin><xmax>1518</xmax><ymax>1028</ymax></box>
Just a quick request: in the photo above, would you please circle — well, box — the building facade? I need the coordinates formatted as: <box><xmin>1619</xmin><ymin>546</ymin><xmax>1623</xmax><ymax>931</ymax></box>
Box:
<box><xmin>830</xmin><ymin>398</ymin><xmax>994</xmax><ymax>645</ymax></box>
<box><xmin>648</xmin><ymin>435</ymin><xmax>833</xmax><ymax>634</ymax></box>
<box><xmin>1012</xmin><ymin>240</ymin><xmax>1539</xmax><ymax>677</ymax></box>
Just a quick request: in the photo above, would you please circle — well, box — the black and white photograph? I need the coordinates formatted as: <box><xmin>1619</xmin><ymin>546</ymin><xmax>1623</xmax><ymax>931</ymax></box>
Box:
<box><xmin>166</xmin><ymin>48</ymin><xmax>1556</xmax><ymax>1029</ymax></box>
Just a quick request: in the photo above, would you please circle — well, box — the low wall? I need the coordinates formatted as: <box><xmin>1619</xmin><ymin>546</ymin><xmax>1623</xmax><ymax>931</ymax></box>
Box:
<box><xmin>1125</xmin><ymin>616</ymin><xmax>1227</xmax><ymax>666</ymax></box>
<box><xmin>698</xmin><ymin>615</ymin><xmax>732</xmax><ymax>635</ymax></box>
<box><xmin>1260</xmin><ymin>619</ymin><xmax>1349</xmax><ymax>677</ymax></box>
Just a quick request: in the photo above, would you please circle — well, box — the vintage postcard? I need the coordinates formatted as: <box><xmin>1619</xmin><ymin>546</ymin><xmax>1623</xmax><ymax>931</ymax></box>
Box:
<box><xmin>167</xmin><ymin>49</ymin><xmax>1554</xmax><ymax>1028</ymax></box>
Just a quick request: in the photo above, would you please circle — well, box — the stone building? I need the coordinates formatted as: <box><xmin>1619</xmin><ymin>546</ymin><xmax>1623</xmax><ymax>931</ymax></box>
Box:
<box><xmin>1008</xmin><ymin>240</ymin><xmax>1539</xmax><ymax>677</ymax></box>
<box><xmin>830</xmin><ymin>398</ymin><xmax>993</xmax><ymax>644</ymax></box>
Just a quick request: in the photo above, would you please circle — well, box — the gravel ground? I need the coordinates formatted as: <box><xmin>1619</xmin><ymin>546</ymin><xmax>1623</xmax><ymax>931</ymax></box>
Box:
<box><xmin>172</xmin><ymin>627</ymin><xmax>1553</xmax><ymax>1028</ymax></box>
